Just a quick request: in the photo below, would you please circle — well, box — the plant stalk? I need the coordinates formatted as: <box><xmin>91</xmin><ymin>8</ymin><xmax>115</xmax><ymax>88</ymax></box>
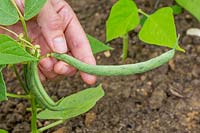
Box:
<box><xmin>11</xmin><ymin>0</ymin><xmax>29</xmax><ymax>40</ymax></box>
<box><xmin>11</xmin><ymin>1</ymin><xmax>38</xmax><ymax>133</ymax></box>
<box><xmin>30</xmin><ymin>96</ymin><xmax>38</xmax><ymax>133</ymax></box>
<box><xmin>6</xmin><ymin>93</ymin><xmax>30</xmax><ymax>99</ymax></box>
<box><xmin>122</xmin><ymin>33</ymin><xmax>129</xmax><ymax>61</ymax></box>
<box><xmin>0</xmin><ymin>26</ymin><xmax>18</xmax><ymax>37</ymax></box>
<box><xmin>138</xmin><ymin>9</ymin><xmax>150</xmax><ymax>17</ymax></box>
<box><xmin>20</xmin><ymin>17</ymin><xmax>29</xmax><ymax>40</ymax></box>
<box><xmin>38</xmin><ymin>120</ymin><xmax>65</xmax><ymax>133</ymax></box>
<box><xmin>0</xmin><ymin>26</ymin><xmax>33</xmax><ymax>48</ymax></box>
<box><xmin>13</xmin><ymin>65</ymin><xmax>27</xmax><ymax>92</ymax></box>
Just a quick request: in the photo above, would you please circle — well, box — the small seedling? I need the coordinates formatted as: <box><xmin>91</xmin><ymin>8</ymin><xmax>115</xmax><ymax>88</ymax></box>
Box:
<box><xmin>0</xmin><ymin>0</ymin><xmax>181</xmax><ymax>132</ymax></box>
<box><xmin>106</xmin><ymin>0</ymin><xmax>184</xmax><ymax>61</ymax></box>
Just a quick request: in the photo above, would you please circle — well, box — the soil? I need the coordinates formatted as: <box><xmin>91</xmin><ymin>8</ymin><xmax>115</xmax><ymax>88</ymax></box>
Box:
<box><xmin>1</xmin><ymin>0</ymin><xmax>200</xmax><ymax>132</ymax></box>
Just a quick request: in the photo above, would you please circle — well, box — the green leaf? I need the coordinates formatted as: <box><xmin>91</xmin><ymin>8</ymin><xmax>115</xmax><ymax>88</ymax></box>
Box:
<box><xmin>0</xmin><ymin>70</ymin><xmax>7</xmax><ymax>102</ymax></box>
<box><xmin>0</xmin><ymin>34</ymin><xmax>37</xmax><ymax>65</ymax></box>
<box><xmin>139</xmin><ymin>7</ymin><xmax>184</xmax><ymax>52</ymax></box>
<box><xmin>176</xmin><ymin>0</ymin><xmax>200</xmax><ymax>21</ymax></box>
<box><xmin>106</xmin><ymin>0</ymin><xmax>140</xmax><ymax>41</ymax></box>
<box><xmin>0</xmin><ymin>129</ymin><xmax>8</xmax><ymax>133</ymax></box>
<box><xmin>0</xmin><ymin>0</ymin><xmax>19</xmax><ymax>26</ymax></box>
<box><xmin>171</xmin><ymin>4</ymin><xmax>183</xmax><ymax>15</ymax></box>
<box><xmin>87</xmin><ymin>34</ymin><xmax>113</xmax><ymax>54</ymax></box>
<box><xmin>38</xmin><ymin>85</ymin><xmax>104</xmax><ymax>120</ymax></box>
<box><xmin>24</xmin><ymin>0</ymin><xmax>47</xmax><ymax>20</ymax></box>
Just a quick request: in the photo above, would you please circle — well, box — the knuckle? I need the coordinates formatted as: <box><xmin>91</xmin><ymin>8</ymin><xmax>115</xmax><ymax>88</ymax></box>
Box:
<box><xmin>47</xmin><ymin>15</ymin><xmax>64</xmax><ymax>30</ymax></box>
<box><xmin>70</xmin><ymin>39</ymin><xmax>83</xmax><ymax>50</ymax></box>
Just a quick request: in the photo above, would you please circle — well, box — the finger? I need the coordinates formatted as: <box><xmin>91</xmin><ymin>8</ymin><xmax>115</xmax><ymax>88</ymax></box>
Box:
<box><xmin>51</xmin><ymin>0</ymin><xmax>74</xmax><ymax>29</ymax></box>
<box><xmin>51</xmin><ymin>0</ymin><xmax>96</xmax><ymax>84</ymax></box>
<box><xmin>39</xmin><ymin>57</ymin><xmax>58</xmax><ymax>79</ymax></box>
<box><xmin>54</xmin><ymin>61</ymin><xmax>77</xmax><ymax>76</ymax></box>
<box><xmin>51</xmin><ymin>0</ymin><xmax>69</xmax><ymax>12</ymax></box>
<box><xmin>27</xmin><ymin>22</ymin><xmax>51</xmax><ymax>55</ymax></box>
<box><xmin>80</xmin><ymin>58</ymin><xmax>97</xmax><ymax>85</ymax></box>
<box><xmin>37</xmin><ymin>1</ymin><xmax>67</xmax><ymax>53</ymax></box>
<box><xmin>38</xmin><ymin>69</ymin><xmax>46</xmax><ymax>82</ymax></box>
<box><xmin>64</xmin><ymin>15</ymin><xmax>97</xmax><ymax>85</ymax></box>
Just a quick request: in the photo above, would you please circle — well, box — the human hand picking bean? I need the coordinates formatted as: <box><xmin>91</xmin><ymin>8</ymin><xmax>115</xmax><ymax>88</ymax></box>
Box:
<box><xmin>2</xmin><ymin>0</ymin><xmax>96</xmax><ymax>84</ymax></box>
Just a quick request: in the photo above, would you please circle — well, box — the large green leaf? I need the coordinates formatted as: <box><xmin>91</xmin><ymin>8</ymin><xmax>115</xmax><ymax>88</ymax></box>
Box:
<box><xmin>106</xmin><ymin>0</ymin><xmax>140</xmax><ymax>41</ymax></box>
<box><xmin>38</xmin><ymin>85</ymin><xmax>104</xmax><ymax>120</ymax></box>
<box><xmin>0</xmin><ymin>0</ymin><xmax>19</xmax><ymax>25</ymax></box>
<box><xmin>24</xmin><ymin>0</ymin><xmax>47</xmax><ymax>20</ymax></box>
<box><xmin>139</xmin><ymin>7</ymin><xmax>184</xmax><ymax>52</ymax></box>
<box><xmin>176</xmin><ymin>0</ymin><xmax>200</xmax><ymax>21</ymax></box>
<box><xmin>87</xmin><ymin>34</ymin><xmax>113</xmax><ymax>54</ymax></box>
<box><xmin>0</xmin><ymin>35</ymin><xmax>37</xmax><ymax>65</ymax></box>
<box><xmin>0</xmin><ymin>65</ymin><xmax>7</xmax><ymax>102</ymax></box>
<box><xmin>0</xmin><ymin>129</ymin><xmax>8</xmax><ymax>133</ymax></box>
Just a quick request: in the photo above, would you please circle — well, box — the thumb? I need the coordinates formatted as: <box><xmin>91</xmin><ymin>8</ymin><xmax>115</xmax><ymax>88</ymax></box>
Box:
<box><xmin>37</xmin><ymin>1</ymin><xmax>67</xmax><ymax>53</ymax></box>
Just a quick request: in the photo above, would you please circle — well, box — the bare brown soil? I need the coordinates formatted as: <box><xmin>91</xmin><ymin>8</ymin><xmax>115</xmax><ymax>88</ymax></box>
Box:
<box><xmin>0</xmin><ymin>0</ymin><xmax>200</xmax><ymax>132</ymax></box>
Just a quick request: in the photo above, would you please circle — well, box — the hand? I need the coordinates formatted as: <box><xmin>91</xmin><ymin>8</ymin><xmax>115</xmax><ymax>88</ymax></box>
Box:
<box><xmin>10</xmin><ymin>0</ymin><xmax>96</xmax><ymax>84</ymax></box>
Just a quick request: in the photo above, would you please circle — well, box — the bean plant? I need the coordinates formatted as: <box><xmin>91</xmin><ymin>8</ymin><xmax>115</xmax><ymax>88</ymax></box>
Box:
<box><xmin>106</xmin><ymin>0</ymin><xmax>185</xmax><ymax>61</ymax></box>
<box><xmin>0</xmin><ymin>0</ymin><xmax>182</xmax><ymax>132</ymax></box>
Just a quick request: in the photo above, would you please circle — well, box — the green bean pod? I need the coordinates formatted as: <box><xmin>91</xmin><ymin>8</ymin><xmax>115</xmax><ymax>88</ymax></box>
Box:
<box><xmin>52</xmin><ymin>49</ymin><xmax>175</xmax><ymax>76</ymax></box>
<box><xmin>25</xmin><ymin>61</ymin><xmax>68</xmax><ymax>111</ymax></box>
<box><xmin>23</xmin><ymin>64</ymin><xmax>31</xmax><ymax>94</ymax></box>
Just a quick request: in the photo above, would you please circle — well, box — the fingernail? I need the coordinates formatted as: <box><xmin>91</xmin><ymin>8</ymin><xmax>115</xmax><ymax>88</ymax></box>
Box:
<box><xmin>53</xmin><ymin>37</ymin><xmax>67</xmax><ymax>53</ymax></box>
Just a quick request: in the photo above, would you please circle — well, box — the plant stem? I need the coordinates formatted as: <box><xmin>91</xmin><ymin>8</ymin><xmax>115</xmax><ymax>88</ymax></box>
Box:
<box><xmin>138</xmin><ymin>9</ymin><xmax>150</xmax><ymax>17</ymax></box>
<box><xmin>0</xmin><ymin>26</ymin><xmax>33</xmax><ymax>48</ymax></box>
<box><xmin>13</xmin><ymin>65</ymin><xmax>27</xmax><ymax>91</ymax></box>
<box><xmin>26</xmin><ymin>108</ymin><xmax>42</xmax><ymax>112</ymax></box>
<box><xmin>20</xmin><ymin>17</ymin><xmax>29</xmax><ymax>40</ymax></box>
<box><xmin>11</xmin><ymin>0</ymin><xmax>29</xmax><ymax>40</ymax></box>
<box><xmin>19</xmin><ymin>37</ymin><xmax>34</xmax><ymax>47</ymax></box>
<box><xmin>154</xmin><ymin>0</ymin><xmax>161</xmax><ymax>10</ymax></box>
<box><xmin>6</xmin><ymin>93</ymin><xmax>30</xmax><ymax>99</ymax></box>
<box><xmin>30</xmin><ymin>96</ymin><xmax>38</xmax><ymax>133</ymax></box>
<box><xmin>38</xmin><ymin>120</ymin><xmax>65</xmax><ymax>133</ymax></box>
<box><xmin>0</xmin><ymin>26</ymin><xmax>18</xmax><ymax>37</ymax></box>
<box><xmin>11</xmin><ymin>1</ymin><xmax>39</xmax><ymax>133</ymax></box>
<box><xmin>122</xmin><ymin>33</ymin><xmax>129</xmax><ymax>61</ymax></box>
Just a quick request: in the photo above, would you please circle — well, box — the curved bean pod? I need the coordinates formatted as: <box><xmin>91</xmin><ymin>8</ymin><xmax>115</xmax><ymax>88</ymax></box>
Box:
<box><xmin>25</xmin><ymin>61</ymin><xmax>69</xmax><ymax>111</ymax></box>
<box><xmin>52</xmin><ymin>49</ymin><xmax>175</xmax><ymax>76</ymax></box>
